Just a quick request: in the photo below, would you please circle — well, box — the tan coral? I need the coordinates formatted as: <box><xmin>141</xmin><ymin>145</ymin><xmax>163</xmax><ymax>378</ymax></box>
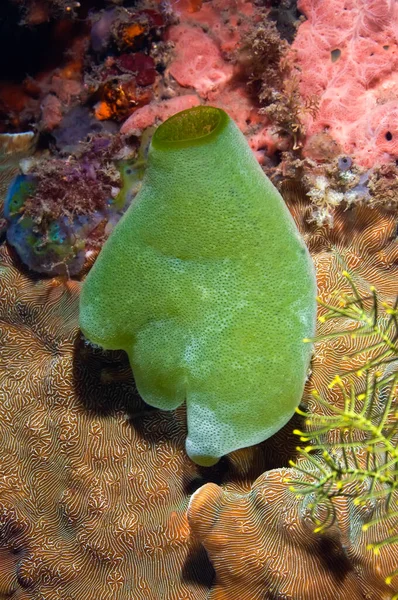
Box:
<box><xmin>188</xmin><ymin>468</ymin><xmax>396</xmax><ymax>600</ymax></box>
<box><xmin>0</xmin><ymin>241</ymin><xmax>298</xmax><ymax>599</ymax></box>
<box><xmin>187</xmin><ymin>194</ymin><xmax>398</xmax><ymax>600</ymax></box>
<box><xmin>0</xmin><ymin>183</ymin><xmax>397</xmax><ymax>599</ymax></box>
<box><xmin>0</xmin><ymin>243</ymin><xmax>215</xmax><ymax>599</ymax></box>
<box><xmin>285</xmin><ymin>182</ymin><xmax>398</xmax><ymax>411</ymax></box>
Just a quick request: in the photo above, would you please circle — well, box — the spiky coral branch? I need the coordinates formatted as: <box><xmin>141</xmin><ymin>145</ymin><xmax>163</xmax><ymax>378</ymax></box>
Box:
<box><xmin>305</xmin><ymin>271</ymin><xmax>398</xmax><ymax>374</ymax></box>
<box><xmin>289</xmin><ymin>272</ymin><xmax>398</xmax><ymax>593</ymax></box>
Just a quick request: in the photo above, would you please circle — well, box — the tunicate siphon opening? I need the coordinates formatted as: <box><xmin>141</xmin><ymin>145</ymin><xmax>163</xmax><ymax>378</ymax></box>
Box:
<box><xmin>338</xmin><ymin>156</ymin><xmax>352</xmax><ymax>171</ymax></box>
<box><xmin>331</xmin><ymin>49</ymin><xmax>341</xmax><ymax>62</ymax></box>
<box><xmin>152</xmin><ymin>106</ymin><xmax>229</xmax><ymax>150</ymax></box>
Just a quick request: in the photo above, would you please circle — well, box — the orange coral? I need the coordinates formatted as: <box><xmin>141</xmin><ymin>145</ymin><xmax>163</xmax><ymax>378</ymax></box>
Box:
<box><xmin>94</xmin><ymin>100</ymin><xmax>113</xmax><ymax>121</ymax></box>
<box><xmin>188</xmin><ymin>0</ymin><xmax>202</xmax><ymax>12</ymax></box>
<box><xmin>121</xmin><ymin>23</ymin><xmax>146</xmax><ymax>47</ymax></box>
<box><xmin>94</xmin><ymin>80</ymin><xmax>152</xmax><ymax>122</ymax></box>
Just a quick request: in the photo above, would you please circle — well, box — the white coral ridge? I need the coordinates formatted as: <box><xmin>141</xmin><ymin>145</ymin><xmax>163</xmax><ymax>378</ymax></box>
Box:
<box><xmin>307</xmin><ymin>176</ymin><xmax>344</xmax><ymax>207</ymax></box>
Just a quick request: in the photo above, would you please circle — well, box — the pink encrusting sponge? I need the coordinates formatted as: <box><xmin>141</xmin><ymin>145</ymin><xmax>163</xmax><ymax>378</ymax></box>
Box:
<box><xmin>293</xmin><ymin>0</ymin><xmax>398</xmax><ymax>167</ymax></box>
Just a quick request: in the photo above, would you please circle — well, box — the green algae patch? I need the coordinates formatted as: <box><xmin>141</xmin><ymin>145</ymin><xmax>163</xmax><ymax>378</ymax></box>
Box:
<box><xmin>79</xmin><ymin>106</ymin><xmax>317</xmax><ymax>466</ymax></box>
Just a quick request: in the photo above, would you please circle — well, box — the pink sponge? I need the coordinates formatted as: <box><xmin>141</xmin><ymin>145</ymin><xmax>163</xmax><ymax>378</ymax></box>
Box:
<box><xmin>294</xmin><ymin>0</ymin><xmax>398</xmax><ymax>167</ymax></box>
<box><xmin>120</xmin><ymin>95</ymin><xmax>201</xmax><ymax>135</ymax></box>
<box><xmin>167</xmin><ymin>25</ymin><xmax>234</xmax><ymax>98</ymax></box>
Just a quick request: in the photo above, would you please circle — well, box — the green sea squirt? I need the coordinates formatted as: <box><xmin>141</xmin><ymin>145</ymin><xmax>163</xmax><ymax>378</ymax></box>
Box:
<box><xmin>79</xmin><ymin>106</ymin><xmax>317</xmax><ymax>466</ymax></box>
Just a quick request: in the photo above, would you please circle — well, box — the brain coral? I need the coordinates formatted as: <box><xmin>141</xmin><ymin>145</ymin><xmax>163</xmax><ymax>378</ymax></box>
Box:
<box><xmin>187</xmin><ymin>192</ymin><xmax>398</xmax><ymax>600</ymax></box>
<box><xmin>0</xmin><ymin>243</ymin><xmax>215</xmax><ymax>599</ymax></box>
<box><xmin>286</xmin><ymin>181</ymin><xmax>398</xmax><ymax>415</ymax></box>
<box><xmin>0</xmin><ymin>184</ymin><xmax>397</xmax><ymax>598</ymax></box>
<box><xmin>188</xmin><ymin>469</ymin><xmax>396</xmax><ymax>600</ymax></box>
<box><xmin>0</xmin><ymin>239</ymin><xmax>292</xmax><ymax>600</ymax></box>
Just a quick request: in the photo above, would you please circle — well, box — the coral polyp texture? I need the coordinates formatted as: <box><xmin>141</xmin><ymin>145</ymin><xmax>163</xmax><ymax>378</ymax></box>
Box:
<box><xmin>186</xmin><ymin>195</ymin><xmax>398</xmax><ymax>600</ymax></box>
<box><xmin>1</xmin><ymin>192</ymin><xmax>397</xmax><ymax>600</ymax></box>
<box><xmin>293</xmin><ymin>0</ymin><xmax>398</xmax><ymax>167</ymax></box>
<box><xmin>188</xmin><ymin>470</ymin><xmax>395</xmax><ymax>600</ymax></box>
<box><xmin>0</xmin><ymin>243</ymin><xmax>214</xmax><ymax>600</ymax></box>
<box><xmin>79</xmin><ymin>106</ymin><xmax>317</xmax><ymax>467</ymax></box>
<box><xmin>0</xmin><ymin>239</ymin><xmax>305</xmax><ymax>600</ymax></box>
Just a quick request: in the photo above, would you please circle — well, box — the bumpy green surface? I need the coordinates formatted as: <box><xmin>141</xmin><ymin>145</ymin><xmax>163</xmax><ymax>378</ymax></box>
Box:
<box><xmin>79</xmin><ymin>106</ymin><xmax>317</xmax><ymax>466</ymax></box>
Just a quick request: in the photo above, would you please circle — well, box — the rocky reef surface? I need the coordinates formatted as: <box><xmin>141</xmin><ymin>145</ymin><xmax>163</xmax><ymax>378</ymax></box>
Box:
<box><xmin>0</xmin><ymin>0</ymin><xmax>397</xmax><ymax>598</ymax></box>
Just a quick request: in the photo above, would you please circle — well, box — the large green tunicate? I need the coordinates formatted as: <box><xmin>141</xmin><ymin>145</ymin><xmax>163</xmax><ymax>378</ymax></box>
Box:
<box><xmin>79</xmin><ymin>106</ymin><xmax>317</xmax><ymax>466</ymax></box>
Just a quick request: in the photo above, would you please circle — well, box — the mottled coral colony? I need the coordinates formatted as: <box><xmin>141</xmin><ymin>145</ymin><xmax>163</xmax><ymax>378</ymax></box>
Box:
<box><xmin>0</xmin><ymin>0</ymin><xmax>397</xmax><ymax>599</ymax></box>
